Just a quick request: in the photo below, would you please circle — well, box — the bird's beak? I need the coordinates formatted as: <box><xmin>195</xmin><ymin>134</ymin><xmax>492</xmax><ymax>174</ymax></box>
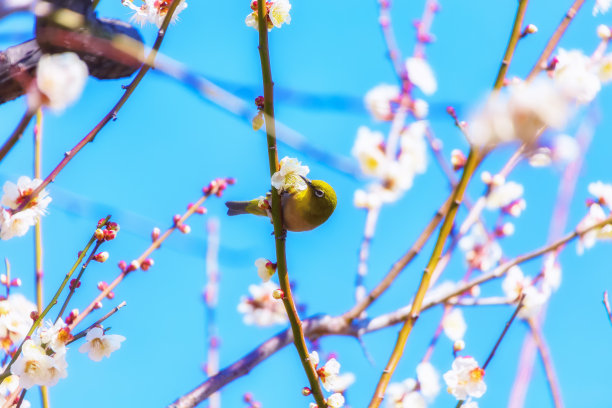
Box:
<box><xmin>300</xmin><ymin>175</ymin><xmax>312</xmax><ymax>186</ymax></box>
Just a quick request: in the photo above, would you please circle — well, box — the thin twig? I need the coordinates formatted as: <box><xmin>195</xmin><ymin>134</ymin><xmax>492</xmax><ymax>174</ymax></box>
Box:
<box><xmin>68</xmin><ymin>301</ymin><xmax>127</xmax><ymax>344</ymax></box>
<box><xmin>14</xmin><ymin>0</ymin><xmax>184</xmax><ymax>213</ymax></box>
<box><xmin>527</xmin><ymin>319</ymin><xmax>564</xmax><ymax>408</ymax></box>
<box><xmin>526</xmin><ymin>0</ymin><xmax>586</xmax><ymax>80</ymax></box>
<box><xmin>0</xmin><ymin>217</ymin><xmax>109</xmax><ymax>382</ymax></box>
<box><xmin>493</xmin><ymin>0</ymin><xmax>530</xmax><ymax>90</ymax></box>
<box><xmin>0</xmin><ymin>109</ymin><xmax>36</xmax><ymax>164</ymax></box>
<box><xmin>256</xmin><ymin>2</ymin><xmax>326</xmax><ymax>406</ymax></box>
<box><xmin>603</xmin><ymin>292</ymin><xmax>612</xmax><ymax>326</ymax></box>
<box><xmin>69</xmin><ymin>185</ymin><xmax>222</xmax><ymax>330</ymax></box>
<box><xmin>483</xmin><ymin>295</ymin><xmax>524</xmax><ymax>369</ymax></box>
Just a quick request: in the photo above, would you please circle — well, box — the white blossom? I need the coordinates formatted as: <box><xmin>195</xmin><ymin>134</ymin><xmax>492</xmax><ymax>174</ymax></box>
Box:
<box><xmin>398</xmin><ymin>121</ymin><xmax>428</xmax><ymax>176</ymax></box>
<box><xmin>385</xmin><ymin>378</ymin><xmax>426</xmax><ymax>408</ymax></box>
<box><xmin>270</xmin><ymin>156</ymin><xmax>309</xmax><ymax>193</ymax></box>
<box><xmin>245</xmin><ymin>0</ymin><xmax>291</xmax><ymax>31</ymax></box>
<box><xmin>542</xmin><ymin>254</ymin><xmax>562</xmax><ymax>293</ymax></box>
<box><xmin>35</xmin><ymin>53</ymin><xmax>88</xmax><ymax>111</ymax></box>
<box><xmin>11</xmin><ymin>340</ymin><xmax>67</xmax><ymax>389</ymax></box>
<box><xmin>254</xmin><ymin>258</ymin><xmax>276</xmax><ymax>282</ymax></box>
<box><xmin>0</xmin><ymin>209</ymin><xmax>38</xmax><ymax>240</ymax></box>
<box><xmin>553</xmin><ymin>49</ymin><xmax>602</xmax><ymax>104</ymax></box>
<box><xmin>593</xmin><ymin>0</ymin><xmax>611</xmax><ymax>15</ymax></box>
<box><xmin>443</xmin><ymin>356</ymin><xmax>486</xmax><ymax>400</ymax></box>
<box><xmin>327</xmin><ymin>393</ymin><xmax>345</xmax><ymax>408</ymax></box>
<box><xmin>588</xmin><ymin>181</ymin><xmax>612</xmax><ymax>209</ymax></box>
<box><xmin>442</xmin><ymin>309</ymin><xmax>467</xmax><ymax>342</ymax></box>
<box><xmin>459</xmin><ymin>223</ymin><xmax>502</xmax><ymax>271</ymax></box>
<box><xmin>352</xmin><ymin>127</ymin><xmax>388</xmax><ymax>178</ymax></box>
<box><xmin>406</xmin><ymin>57</ymin><xmax>437</xmax><ymax>95</ymax></box>
<box><xmin>122</xmin><ymin>0</ymin><xmax>188</xmax><ymax>27</ymax></box>
<box><xmin>577</xmin><ymin>203</ymin><xmax>612</xmax><ymax>253</ymax></box>
<box><xmin>78</xmin><ymin>327</ymin><xmax>126</xmax><ymax>362</ymax></box>
<box><xmin>468</xmin><ymin>79</ymin><xmax>571</xmax><ymax>147</ymax></box>
<box><xmin>38</xmin><ymin>318</ymin><xmax>71</xmax><ymax>353</ymax></box>
<box><xmin>416</xmin><ymin>361</ymin><xmax>440</xmax><ymax>400</ymax></box>
<box><xmin>486</xmin><ymin>181</ymin><xmax>524</xmax><ymax>210</ymax></box>
<box><xmin>0</xmin><ymin>294</ymin><xmax>36</xmax><ymax>347</ymax></box>
<box><xmin>237</xmin><ymin>282</ymin><xmax>287</xmax><ymax>326</ymax></box>
<box><xmin>364</xmin><ymin>84</ymin><xmax>400</xmax><ymax>121</ymax></box>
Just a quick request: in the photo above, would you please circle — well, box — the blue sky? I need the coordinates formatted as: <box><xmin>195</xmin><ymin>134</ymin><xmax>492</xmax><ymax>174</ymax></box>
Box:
<box><xmin>1</xmin><ymin>0</ymin><xmax>612</xmax><ymax>407</ymax></box>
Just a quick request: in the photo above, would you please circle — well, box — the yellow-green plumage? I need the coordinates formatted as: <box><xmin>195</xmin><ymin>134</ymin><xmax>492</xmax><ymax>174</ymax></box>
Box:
<box><xmin>225</xmin><ymin>179</ymin><xmax>337</xmax><ymax>232</ymax></box>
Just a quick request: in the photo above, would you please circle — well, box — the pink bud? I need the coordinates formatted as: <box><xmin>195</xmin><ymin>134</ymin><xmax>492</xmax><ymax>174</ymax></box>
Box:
<box><xmin>94</xmin><ymin>228</ymin><xmax>105</xmax><ymax>241</ymax></box>
<box><xmin>106</xmin><ymin>291</ymin><xmax>115</xmax><ymax>300</ymax></box>
<box><xmin>272</xmin><ymin>289</ymin><xmax>284</xmax><ymax>300</ymax></box>
<box><xmin>97</xmin><ymin>282</ymin><xmax>109</xmax><ymax>291</ymax></box>
<box><xmin>141</xmin><ymin>258</ymin><xmax>154</xmax><ymax>271</ymax></box>
<box><xmin>118</xmin><ymin>260</ymin><xmax>127</xmax><ymax>271</ymax></box>
<box><xmin>10</xmin><ymin>278</ymin><xmax>21</xmax><ymax>287</ymax></box>
<box><xmin>97</xmin><ymin>218</ymin><xmax>107</xmax><ymax>228</ymax></box>
<box><xmin>173</xmin><ymin>214</ymin><xmax>181</xmax><ymax>224</ymax></box>
<box><xmin>179</xmin><ymin>224</ymin><xmax>191</xmax><ymax>234</ymax></box>
<box><xmin>94</xmin><ymin>301</ymin><xmax>103</xmax><ymax>310</ymax></box>
<box><xmin>127</xmin><ymin>260</ymin><xmax>140</xmax><ymax>272</ymax></box>
<box><xmin>302</xmin><ymin>387</ymin><xmax>312</xmax><ymax>396</ymax></box>
<box><xmin>93</xmin><ymin>252</ymin><xmax>109</xmax><ymax>263</ymax></box>
<box><xmin>151</xmin><ymin>227</ymin><xmax>161</xmax><ymax>241</ymax></box>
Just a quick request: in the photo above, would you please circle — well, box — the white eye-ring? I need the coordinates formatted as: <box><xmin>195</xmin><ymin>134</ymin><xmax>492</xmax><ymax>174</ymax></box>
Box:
<box><xmin>314</xmin><ymin>189</ymin><xmax>324</xmax><ymax>198</ymax></box>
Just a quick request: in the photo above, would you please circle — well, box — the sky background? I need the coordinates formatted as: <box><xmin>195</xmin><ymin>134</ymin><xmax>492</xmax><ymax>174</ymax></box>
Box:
<box><xmin>1</xmin><ymin>0</ymin><xmax>612</xmax><ymax>407</ymax></box>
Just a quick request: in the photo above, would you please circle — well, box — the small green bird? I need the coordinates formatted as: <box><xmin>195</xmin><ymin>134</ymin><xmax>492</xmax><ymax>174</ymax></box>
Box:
<box><xmin>225</xmin><ymin>176</ymin><xmax>337</xmax><ymax>232</ymax></box>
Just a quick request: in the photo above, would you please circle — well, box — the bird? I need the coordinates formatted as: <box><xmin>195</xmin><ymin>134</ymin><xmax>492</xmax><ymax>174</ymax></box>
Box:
<box><xmin>225</xmin><ymin>176</ymin><xmax>337</xmax><ymax>232</ymax></box>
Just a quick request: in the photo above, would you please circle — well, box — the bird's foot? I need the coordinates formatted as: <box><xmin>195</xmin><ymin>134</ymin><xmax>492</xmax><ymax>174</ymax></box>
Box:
<box><xmin>274</xmin><ymin>229</ymin><xmax>287</xmax><ymax>241</ymax></box>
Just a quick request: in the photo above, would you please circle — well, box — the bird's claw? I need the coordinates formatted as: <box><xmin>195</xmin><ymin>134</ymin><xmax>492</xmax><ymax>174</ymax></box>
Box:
<box><xmin>274</xmin><ymin>229</ymin><xmax>287</xmax><ymax>241</ymax></box>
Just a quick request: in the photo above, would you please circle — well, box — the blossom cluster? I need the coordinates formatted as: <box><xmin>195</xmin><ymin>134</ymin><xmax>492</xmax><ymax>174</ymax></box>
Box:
<box><xmin>0</xmin><ymin>177</ymin><xmax>51</xmax><ymax>240</ymax></box>
<box><xmin>122</xmin><ymin>0</ymin><xmax>188</xmax><ymax>28</ymax></box>
<box><xmin>245</xmin><ymin>0</ymin><xmax>292</xmax><ymax>31</ymax></box>
<box><xmin>352</xmin><ymin>122</ymin><xmax>428</xmax><ymax>208</ymax></box>
<box><xmin>271</xmin><ymin>156</ymin><xmax>310</xmax><ymax>193</ymax></box>
<box><xmin>308</xmin><ymin>351</ymin><xmax>354</xmax><ymax>408</ymax></box>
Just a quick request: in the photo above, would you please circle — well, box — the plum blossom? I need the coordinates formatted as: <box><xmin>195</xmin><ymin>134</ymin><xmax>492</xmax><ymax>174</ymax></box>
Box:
<box><xmin>442</xmin><ymin>309</ymin><xmax>467</xmax><ymax>342</ymax></box>
<box><xmin>0</xmin><ymin>294</ymin><xmax>37</xmax><ymax>349</ymax></box>
<box><xmin>385</xmin><ymin>378</ymin><xmax>426</xmax><ymax>408</ymax></box>
<box><xmin>588</xmin><ymin>181</ymin><xmax>612</xmax><ymax>209</ymax></box>
<box><xmin>271</xmin><ymin>156</ymin><xmax>309</xmax><ymax>193</ymax></box>
<box><xmin>327</xmin><ymin>393</ymin><xmax>345</xmax><ymax>408</ymax></box>
<box><xmin>502</xmin><ymin>266</ymin><xmax>549</xmax><ymax>319</ymax></box>
<box><xmin>364</xmin><ymin>84</ymin><xmax>400</xmax><ymax>121</ymax></box>
<box><xmin>11</xmin><ymin>340</ymin><xmax>68</xmax><ymax>389</ymax></box>
<box><xmin>406</xmin><ymin>57</ymin><xmax>437</xmax><ymax>95</ymax></box>
<box><xmin>459</xmin><ymin>223</ymin><xmax>502</xmax><ymax>271</ymax></box>
<box><xmin>485</xmin><ymin>181</ymin><xmax>524</xmax><ymax>210</ymax></box>
<box><xmin>255</xmin><ymin>258</ymin><xmax>276</xmax><ymax>282</ymax></box>
<box><xmin>468</xmin><ymin>79</ymin><xmax>571</xmax><ymax>147</ymax></box>
<box><xmin>309</xmin><ymin>351</ymin><xmax>342</xmax><ymax>392</ymax></box>
<box><xmin>352</xmin><ymin>127</ymin><xmax>387</xmax><ymax>178</ymax></box>
<box><xmin>443</xmin><ymin>356</ymin><xmax>486</xmax><ymax>400</ymax></box>
<box><xmin>577</xmin><ymin>203</ymin><xmax>612</xmax><ymax>253</ymax></box>
<box><xmin>237</xmin><ymin>281</ymin><xmax>287</xmax><ymax>326</ymax></box>
<box><xmin>0</xmin><ymin>177</ymin><xmax>52</xmax><ymax>240</ymax></box>
<box><xmin>78</xmin><ymin>327</ymin><xmax>126</xmax><ymax>362</ymax></box>
<box><xmin>245</xmin><ymin>0</ymin><xmax>291</xmax><ymax>31</ymax></box>
<box><xmin>122</xmin><ymin>0</ymin><xmax>188</xmax><ymax>27</ymax></box>
<box><xmin>593</xmin><ymin>0</ymin><xmax>611</xmax><ymax>16</ymax></box>
<box><xmin>416</xmin><ymin>362</ymin><xmax>441</xmax><ymax>400</ymax></box>
<box><xmin>35</xmin><ymin>53</ymin><xmax>88</xmax><ymax>111</ymax></box>
<box><xmin>38</xmin><ymin>319</ymin><xmax>72</xmax><ymax>354</ymax></box>
<box><xmin>553</xmin><ymin>49</ymin><xmax>602</xmax><ymax>104</ymax></box>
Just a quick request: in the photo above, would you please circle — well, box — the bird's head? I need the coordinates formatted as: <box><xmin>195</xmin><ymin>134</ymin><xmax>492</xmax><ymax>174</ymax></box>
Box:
<box><xmin>299</xmin><ymin>176</ymin><xmax>337</xmax><ymax>224</ymax></box>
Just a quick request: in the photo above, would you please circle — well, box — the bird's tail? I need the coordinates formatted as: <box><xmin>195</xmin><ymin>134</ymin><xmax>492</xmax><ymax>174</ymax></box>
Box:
<box><xmin>225</xmin><ymin>200</ymin><xmax>268</xmax><ymax>217</ymax></box>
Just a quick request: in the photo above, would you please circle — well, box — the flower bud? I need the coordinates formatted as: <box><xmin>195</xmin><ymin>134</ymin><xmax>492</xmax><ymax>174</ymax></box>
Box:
<box><xmin>10</xmin><ymin>278</ymin><xmax>21</xmax><ymax>287</ymax></box>
<box><xmin>94</xmin><ymin>228</ymin><xmax>105</xmax><ymax>240</ymax></box>
<box><xmin>302</xmin><ymin>387</ymin><xmax>312</xmax><ymax>396</ymax></box>
<box><xmin>151</xmin><ymin>227</ymin><xmax>161</xmax><ymax>241</ymax></box>
<box><xmin>252</xmin><ymin>111</ymin><xmax>264</xmax><ymax>131</ymax></box>
<box><xmin>141</xmin><ymin>258</ymin><xmax>154</xmax><ymax>271</ymax></box>
<box><xmin>65</xmin><ymin>309</ymin><xmax>79</xmax><ymax>325</ymax></box>
<box><xmin>69</xmin><ymin>279</ymin><xmax>81</xmax><ymax>290</ymax></box>
<box><xmin>104</xmin><ymin>229</ymin><xmax>116</xmax><ymax>241</ymax></box>
<box><xmin>106</xmin><ymin>291</ymin><xmax>115</xmax><ymax>300</ymax></box>
<box><xmin>597</xmin><ymin>24</ymin><xmax>611</xmax><ymax>40</ymax></box>
<box><xmin>93</xmin><ymin>252</ymin><xmax>109</xmax><ymax>263</ymax></box>
<box><xmin>272</xmin><ymin>289</ymin><xmax>284</xmax><ymax>299</ymax></box>
<box><xmin>118</xmin><ymin>260</ymin><xmax>127</xmax><ymax>271</ymax></box>
<box><xmin>0</xmin><ymin>275</ymin><xmax>6</xmax><ymax>285</ymax></box>
<box><xmin>97</xmin><ymin>281</ymin><xmax>109</xmax><ymax>291</ymax></box>
<box><xmin>94</xmin><ymin>301</ymin><xmax>103</xmax><ymax>310</ymax></box>
<box><xmin>127</xmin><ymin>260</ymin><xmax>140</xmax><ymax>272</ymax></box>
<box><xmin>451</xmin><ymin>149</ymin><xmax>466</xmax><ymax>171</ymax></box>
<box><xmin>453</xmin><ymin>339</ymin><xmax>465</xmax><ymax>353</ymax></box>
<box><xmin>97</xmin><ymin>218</ymin><xmax>107</xmax><ymax>228</ymax></box>
<box><xmin>525</xmin><ymin>24</ymin><xmax>537</xmax><ymax>34</ymax></box>
<box><xmin>30</xmin><ymin>311</ymin><xmax>39</xmax><ymax>321</ymax></box>
<box><xmin>179</xmin><ymin>224</ymin><xmax>191</xmax><ymax>234</ymax></box>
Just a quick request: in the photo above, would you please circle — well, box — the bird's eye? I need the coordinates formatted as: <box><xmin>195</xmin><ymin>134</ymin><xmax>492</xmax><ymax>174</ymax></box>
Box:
<box><xmin>314</xmin><ymin>189</ymin><xmax>324</xmax><ymax>198</ymax></box>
